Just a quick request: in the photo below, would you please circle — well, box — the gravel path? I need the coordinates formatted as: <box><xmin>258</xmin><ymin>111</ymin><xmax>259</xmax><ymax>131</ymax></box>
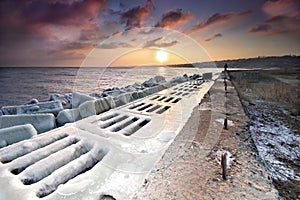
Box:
<box><xmin>134</xmin><ymin>73</ymin><xmax>277</xmax><ymax>200</ymax></box>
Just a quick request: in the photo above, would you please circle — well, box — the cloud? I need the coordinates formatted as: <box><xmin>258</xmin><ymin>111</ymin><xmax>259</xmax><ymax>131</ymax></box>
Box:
<box><xmin>20</xmin><ymin>0</ymin><xmax>106</xmax><ymax>26</ymax></box>
<box><xmin>263</xmin><ymin>0</ymin><xmax>299</xmax><ymax>17</ymax></box>
<box><xmin>249</xmin><ymin>0</ymin><xmax>300</xmax><ymax>35</ymax></box>
<box><xmin>143</xmin><ymin>37</ymin><xmax>178</xmax><ymax>48</ymax></box>
<box><xmin>120</xmin><ymin>0</ymin><xmax>154</xmax><ymax>30</ymax></box>
<box><xmin>155</xmin><ymin>9</ymin><xmax>193</xmax><ymax>28</ymax></box>
<box><xmin>204</xmin><ymin>33</ymin><xmax>222</xmax><ymax>42</ymax></box>
<box><xmin>248</xmin><ymin>24</ymin><xmax>272</xmax><ymax>33</ymax></box>
<box><xmin>0</xmin><ymin>0</ymin><xmax>109</xmax><ymax>66</ymax></box>
<box><xmin>191</xmin><ymin>10</ymin><xmax>252</xmax><ymax>32</ymax></box>
<box><xmin>97</xmin><ymin>42</ymin><xmax>132</xmax><ymax>49</ymax></box>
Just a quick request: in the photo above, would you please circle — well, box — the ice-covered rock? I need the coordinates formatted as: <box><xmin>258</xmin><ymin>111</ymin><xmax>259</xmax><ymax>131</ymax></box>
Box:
<box><xmin>116</xmin><ymin>93</ymin><xmax>133</xmax><ymax>106</ymax></box>
<box><xmin>72</xmin><ymin>92</ymin><xmax>95</xmax><ymax>108</ymax></box>
<box><xmin>24</xmin><ymin>98</ymin><xmax>39</xmax><ymax>105</ymax></box>
<box><xmin>132</xmin><ymin>82</ymin><xmax>144</xmax><ymax>90</ymax></box>
<box><xmin>170</xmin><ymin>76</ymin><xmax>186</xmax><ymax>84</ymax></box>
<box><xmin>142</xmin><ymin>76</ymin><xmax>166</xmax><ymax>87</ymax></box>
<box><xmin>0</xmin><ymin>114</ymin><xmax>56</xmax><ymax>134</ymax></box>
<box><xmin>79</xmin><ymin>100</ymin><xmax>96</xmax><ymax>118</ymax></box>
<box><xmin>0</xmin><ymin>124</ymin><xmax>37</xmax><ymax>148</ymax></box>
<box><xmin>56</xmin><ymin>108</ymin><xmax>81</xmax><ymax>126</ymax></box>
<box><xmin>102</xmin><ymin>88</ymin><xmax>125</xmax><ymax>98</ymax></box>
<box><xmin>189</xmin><ymin>74</ymin><xmax>201</xmax><ymax>80</ymax></box>
<box><xmin>1</xmin><ymin>106</ymin><xmax>17</xmax><ymax>115</ymax></box>
<box><xmin>95</xmin><ymin>96</ymin><xmax>115</xmax><ymax>114</ymax></box>
<box><xmin>1</xmin><ymin>101</ymin><xmax>63</xmax><ymax>115</ymax></box>
<box><xmin>49</xmin><ymin>93</ymin><xmax>72</xmax><ymax>109</ymax></box>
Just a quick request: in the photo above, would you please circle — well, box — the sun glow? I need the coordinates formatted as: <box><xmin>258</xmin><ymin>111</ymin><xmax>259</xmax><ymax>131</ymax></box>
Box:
<box><xmin>156</xmin><ymin>49</ymin><xmax>168</xmax><ymax>63</ymax></box>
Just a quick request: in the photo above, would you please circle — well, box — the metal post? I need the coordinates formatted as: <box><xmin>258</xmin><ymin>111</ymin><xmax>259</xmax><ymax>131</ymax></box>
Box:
<box><xmin>221</xmin><ymin>152</ymin><xmax>227</xmax><ymax>180</ymax></box>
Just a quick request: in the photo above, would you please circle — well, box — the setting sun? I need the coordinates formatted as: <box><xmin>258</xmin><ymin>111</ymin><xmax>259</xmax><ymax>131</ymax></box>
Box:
<box><xmin>156</xmin><ymin>49</ymin><xmax>168</xmax><ymax>63</ymax></box>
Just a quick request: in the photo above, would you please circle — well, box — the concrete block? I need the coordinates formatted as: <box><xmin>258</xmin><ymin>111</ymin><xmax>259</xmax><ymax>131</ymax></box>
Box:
<box><xmin>56</xmin><ymin>108</ymin><xmax>81</xmax><ymax>126</ymax></box>
<box><xmin>0</xmin><ymin>124</ymin><xmax>37</xmax><ymax>148</ymax></box>
<box><xmin>0</xmin><ymin>114</ymin><xmax>56</xmax><ymax>134</ymax></box>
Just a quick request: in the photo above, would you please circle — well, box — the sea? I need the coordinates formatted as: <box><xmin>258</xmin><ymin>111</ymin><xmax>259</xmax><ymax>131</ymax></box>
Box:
<box><xmin>0</xmin><ymin>66</ymin><xmax>215</xmax><ymax>107</ymax></box>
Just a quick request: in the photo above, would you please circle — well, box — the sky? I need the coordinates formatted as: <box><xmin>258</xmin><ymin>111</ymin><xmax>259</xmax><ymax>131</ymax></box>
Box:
<box><xmin>0</xmin><ymin>0</ymin><xmax>299</xmax><ymax>67</ymax></box>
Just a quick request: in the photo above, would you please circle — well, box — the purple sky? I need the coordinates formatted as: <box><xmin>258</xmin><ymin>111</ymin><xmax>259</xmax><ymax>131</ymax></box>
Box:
<box><xmin>0</xmin><ymin>0</ymin><xmax>299</xmax><ymax>66</ymax></box>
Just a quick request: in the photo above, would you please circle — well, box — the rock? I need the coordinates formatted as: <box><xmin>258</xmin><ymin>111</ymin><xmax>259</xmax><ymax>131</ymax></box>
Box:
<box><xmin>0</xmin><ymin>114</ymin><xmax>56</xmax><ymax>134</ymax></box>
<box><xmin>117</xmin><ymin>93</ymin><xmax>133</xmax><ymax>105</ymax></box>
<box><xmin>81</xmin><ymin>96</ymin><xmax>116</xmax><ymax>117</ymax></box>
<box><xmin>153</xmin><ymin>76</ymin><xmax>166</xmax><ymax>84</ymax></box>
<box><xmin>49</xmin><ymin>93</ymin><xmax>72</xmax><ymax>109</ymax></box>
<box><xmin>90</xmin><ymin>93</ymin><xmax>102</xmax><ymax>98</ymax></box>
<box><xmin>56</xmin><ymin>108</ymin><xmax>81</xmax><ymax>126</ymax></box>
<box><xmin>95</xmin><ymin>99</ymin><xmax>109</xmax><ymax>114</ymax></box>
<box><xmin>78</xmin><ymin>100</ymin><xmax>96</xmax><ymax>118</ymax></box>
<box><xmin>72</xmin><ymin>92</ymin><xmax>95</xmax><ymax>108</ymax></box>
<box><xmin>0</xmin><ymin>110</ymin><xmax>2</xmax><ymax>116</ymax></box>
<box><xmin>1</xmin><ymin>106</ymin><xmax>17</xmax><ymax>115</ymax></box>
<box><xmin>189</xmin><ymin>74</ymin><xmax>201</xmax><ymax>80</ymax></box>
<box><xmin>2</xmin><ymin>101</ymin><xmax>63</xmax><ymax>115</ymax></box>
<box><xmin>0</xmin><ymin>124</ymin><xmax>37</xmax><ymax>148</ymax></box>
<box><xmin>102</xmin><ymin>88</ymin><xmax>124</xmax><ymax>98</ymax></box>
<box><xmin>132</xmin><ymin>82</ymin><xmax>143</xmax><ymax>90</ymax></box>
<box><xmin>123</xmin><ymin>85</ymin><xmax>136</xmax><ymax>93</ymax></box>
<box><xmin>142</xmin><ymin>76</ymin><xmax>166</xmax><ymax>88</ymax></box>
<box><xmin>1</xmin><ymin>100</ymin><xmax>63</xmax><ymax>115</ymax></box>
<box><xmin>24</xmin><ymin>98</ymin><xmax>39</xmax><ymax>105</ymax></box>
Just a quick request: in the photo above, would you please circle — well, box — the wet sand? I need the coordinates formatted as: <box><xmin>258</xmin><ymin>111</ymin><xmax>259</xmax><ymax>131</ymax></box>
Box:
<box><xmin>134</xmin><ymin>73</ymin><xmax>277</xmax><ymax>199</ymax></box>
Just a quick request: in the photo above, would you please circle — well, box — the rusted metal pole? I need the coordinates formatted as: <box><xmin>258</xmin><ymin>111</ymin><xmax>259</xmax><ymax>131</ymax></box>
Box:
<box><xmin>221</xmin><ymin>152</ymin><xmax>227</xmax><ymax>180</ymax></box>
<box><xmin>224</xmin><ymin>117</ymin><xmax>228</xmax><ymax>130</ymax></box>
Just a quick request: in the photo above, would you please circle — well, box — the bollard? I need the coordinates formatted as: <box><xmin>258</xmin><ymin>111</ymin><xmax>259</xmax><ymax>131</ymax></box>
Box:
<box><xmin>224</xmin><ymin>117</ymin><xmax>228</xmax><ymax>130</ymax></box>
<box><xmin>224</xmin><ymin>63</ymin><xmax>228</xmax><ymax>72</ymax></box>
<box><xmin>221</xmin><ymin>152</ymin><xmax>227</xmax><ymax>180</ymax></box>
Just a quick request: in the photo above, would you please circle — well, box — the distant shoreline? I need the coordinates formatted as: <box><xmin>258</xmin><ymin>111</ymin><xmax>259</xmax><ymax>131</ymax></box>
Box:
<box><xmin>0</xmin><ymin>55</ymin><xmax>299</xmax><ymax>68</ymax></box>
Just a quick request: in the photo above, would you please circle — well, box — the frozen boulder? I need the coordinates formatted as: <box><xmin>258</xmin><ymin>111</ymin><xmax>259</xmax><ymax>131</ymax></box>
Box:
<box><xmin>24</xmin><ymin>98</ymin><xmax>39</xmax><ymax>105</ymax></box>
<box><xmin>56</xmin><ymin>108</ymin><xmax>81</xmax><ymax>126</ymax></box>
<box><xmin>49</xmin><ymin>93</ymin><xmax>72</xmax><ymax>109</ymax></box>
<box><xmin>78</xmin><ymin>100</ymin><xmax>96</xmax><ymax>118</ymax></box>
<box><xmin>190</xmin><ymin>74</ymin><xmax>201</xmax><ymax>80</ymax></box>
<box><xmin>132</xmin><ymin>82</ymin><xmax>144</xmax><ymax>90</ymax></box>
<box><xmin>0</xmin><ymin>114</ymin><xmax>56</xmax><ymax>134</ymax></box>
<box><xmin>0</xmin><ymin>124</ymin><xmax>37</xmax><ymax>148</ymax></box>
<box><xmin>1</xmin><ymin>106</ymin><xmax>17</xmax><ymax>115</ymax></box>
<box><xmin>102</xmin><ymin>88</ymin><xmax>124</xmax><ymax>98</ymax></box>
<box><xmin>72</xmin><ymin>92</ymin><xmax>95</xmax><ymax>108</ymax></box>
<box><xmin>94</xmin><ymin>96</ymin><xmax>115</xmax><ymax>114</ymax></box>
<box><xmin>1</xmin><ymin>101</ymin><xmax>63</xmax><ymax>115</ymax></box>
<box><xmin>142</xmin><ymin>76</ymin><xmax>166</xmax><ymax>88</ymax></box>
<box><xmin>90</xmin><ymin>93</ymin><xmax>102</xmax><ymax>98</ymax></box>
<box><xmin>117</xmin><ymin>93</ymin><xmax>133</xmax><ymax>105</ymax></box>
<box><xmin>153</xmin><ymin>75</ymin><xmax>167</xmax><ymax>84</ymax></box>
